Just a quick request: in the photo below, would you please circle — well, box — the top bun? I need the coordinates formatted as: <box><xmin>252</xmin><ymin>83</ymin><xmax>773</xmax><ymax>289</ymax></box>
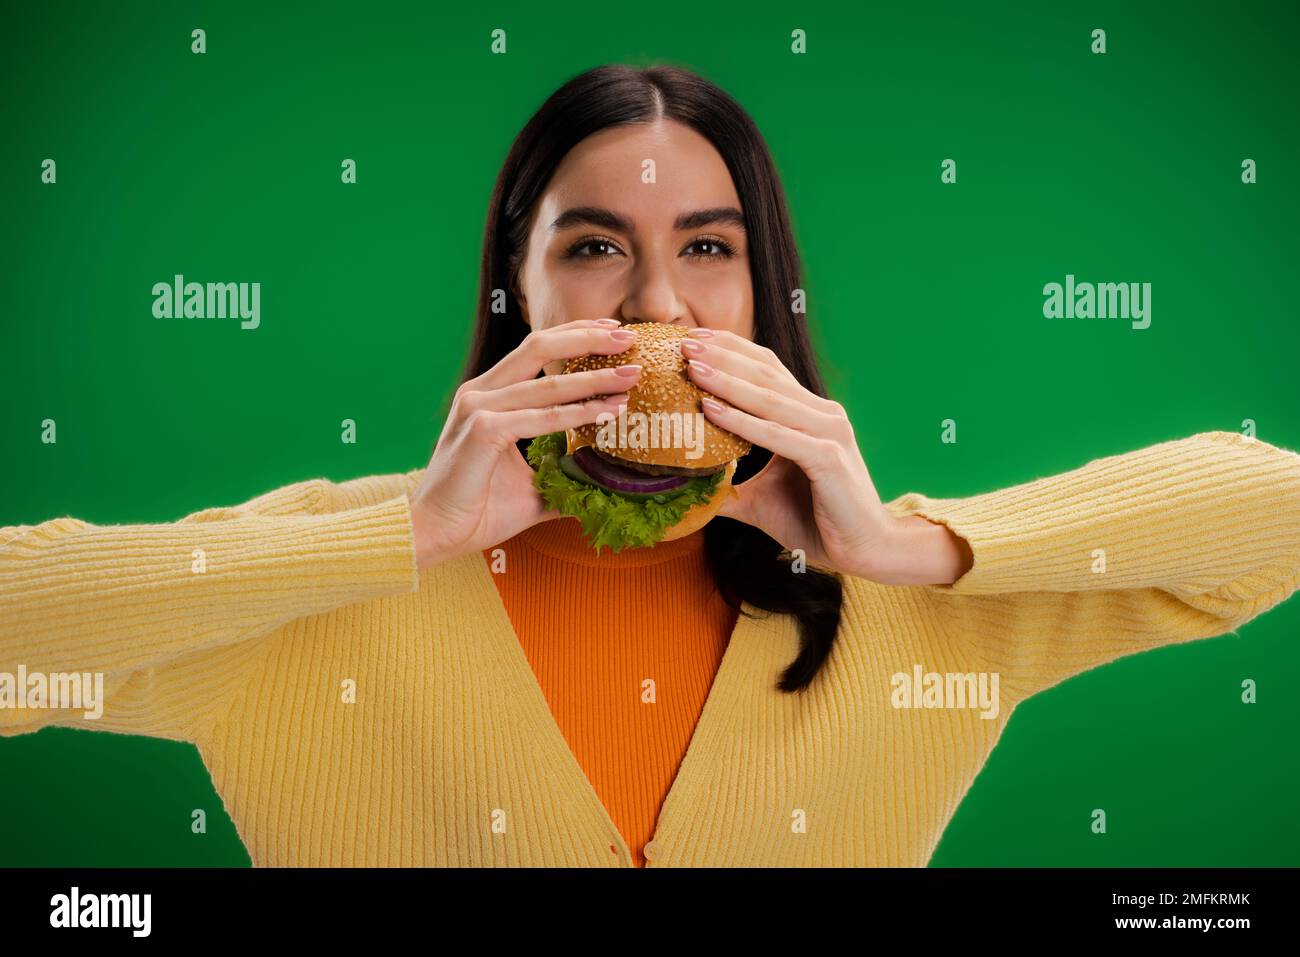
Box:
<box><xmin>564</xmin><ymin>322</ymin><xmax>752</xmax><ymax>470</ymax></box>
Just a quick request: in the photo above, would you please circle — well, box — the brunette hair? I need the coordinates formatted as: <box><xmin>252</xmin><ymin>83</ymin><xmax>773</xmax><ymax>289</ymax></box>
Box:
<box><xmin>462</xmin><ymin>64</ymin><xmax>843</xmax><ymax>692</ymax></box>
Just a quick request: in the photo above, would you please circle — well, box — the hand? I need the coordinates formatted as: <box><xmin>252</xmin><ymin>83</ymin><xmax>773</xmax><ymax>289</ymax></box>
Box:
<box><xmin>408</xmin><ymin>318</ymin><xmax>642</xmax><ymax>570</ymax></box>
<box><xmin>680</xmin><ymin>329</ymin><xmax>971</xmax><ymax>585</ymax></box>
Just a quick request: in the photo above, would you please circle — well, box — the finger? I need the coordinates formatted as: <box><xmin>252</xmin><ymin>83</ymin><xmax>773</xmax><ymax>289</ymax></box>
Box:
<box><xmin>698</xmin><ymin>396</ymin><xmax>843</xmax><ymax>478</ymax></box>
<box><xmin>682</xmin><ymin>334</ymin><xmax>823</xmax><ymax>401</ymax></box>
<box><xmin>475</xmin><ymin>323</ymin><xmax>636</xmax><ymax>391</ymax></box>
<box><xmin>681</xmin><ymin>328</ymin><xmax>811</xmax><ymax>392</ymax></box>
<box><xmin>684</xmin><ymin>361</ymin><xmax>839</xmax><ymax>436</ymax></box>
<box><xmin>716</xmin><ymin>480</ymin><xmax>752</xmax><ymax>522</ymax></box>
<box><xmin>497</xmin><ymin>392</ymin><xmax>632</xmax><ymax>443</ymax></box>
<box><xmin>444</xmin><ymin>391</ymin><xmax>631</xmax><ymax>485</ymax></box>
<box><xmin>683</xmin><ymin>327</ymin><xmax>789</xmax><ymax>369</ymax></box>
<box><xmin>457</xmin><ymin>364</ymin><xmax>642</xmax><ymax>415</ymax></box>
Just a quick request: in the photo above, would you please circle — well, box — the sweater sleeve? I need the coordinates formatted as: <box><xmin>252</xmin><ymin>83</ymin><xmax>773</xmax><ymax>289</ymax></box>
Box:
<box><xmin>882</xmin><ymin>430</ymin><xmax>1300</xmax><ymax>704</ymax></box>
<box><xmin>0</xmin><ymin>475</ymin><xmax>419</xmax><ymax>742</ymax></box>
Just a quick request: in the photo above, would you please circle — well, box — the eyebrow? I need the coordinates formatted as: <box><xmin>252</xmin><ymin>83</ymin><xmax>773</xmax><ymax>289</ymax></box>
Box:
<box><xmin>549</xmin><ymin>205</ymin><xmax>746</xmax><ymax>234</ymax></box>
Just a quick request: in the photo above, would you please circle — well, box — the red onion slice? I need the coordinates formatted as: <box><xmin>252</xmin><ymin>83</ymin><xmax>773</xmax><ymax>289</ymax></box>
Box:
<box><xmin>571</xmin><ymin>446</ymin><xmax>690</xmax><ymax>494</ymax></box>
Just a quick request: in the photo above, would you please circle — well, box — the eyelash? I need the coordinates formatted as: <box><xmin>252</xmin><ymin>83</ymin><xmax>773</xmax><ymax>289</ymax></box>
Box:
<box><xmin>563</xmin><ymin>234</ymin><xmax>737</xmax><ymax>261</ymax></box>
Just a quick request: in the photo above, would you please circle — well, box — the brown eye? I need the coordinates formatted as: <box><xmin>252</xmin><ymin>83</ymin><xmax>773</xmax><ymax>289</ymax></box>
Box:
<box><xmin>565</xmin><ymin>236</ymin><xmax>623</xmax><ymax>259</ymax></box>
<box><xmin>684</xmin><ymin>238</ymin><xmax>736</xmax><ymax>260</ymax></box>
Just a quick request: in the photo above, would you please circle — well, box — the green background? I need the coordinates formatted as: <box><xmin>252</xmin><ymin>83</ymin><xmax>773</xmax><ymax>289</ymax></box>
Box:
<box><xmin>2</xmin><ymin>0</ymin><xmax>1297</xmax><ymax>866</ymax></box>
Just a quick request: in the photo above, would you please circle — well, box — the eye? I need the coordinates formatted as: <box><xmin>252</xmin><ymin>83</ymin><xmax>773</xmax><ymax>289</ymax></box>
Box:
<box><xmin>564</xmin><ymin>236</ymin><xmax>624</xmax><ymax>259</ymax></box>
<box><xmin>683</xmin><ymin>237</ymin><xmax>737</xmax><ymax>260</ymax></box>
<box><xmin>562</xmin><ymin>235</ymin><xmax>738</xmax><ymax>261</ymax></box>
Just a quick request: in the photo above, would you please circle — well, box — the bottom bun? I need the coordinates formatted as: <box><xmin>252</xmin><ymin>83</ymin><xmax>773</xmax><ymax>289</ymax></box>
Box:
<box><xmin>660</xmin><ymin>461</ymin><xmax>737</xmax><ymax>541</ymax></box>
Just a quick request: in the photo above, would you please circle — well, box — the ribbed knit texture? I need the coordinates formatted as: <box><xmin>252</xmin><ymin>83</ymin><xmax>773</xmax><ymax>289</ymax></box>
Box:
<box><xmin>484</xmin><ymin>519</ymin><xmax>737</xmax><ymax>866</ymax></box>
<box><xmin>2</xmin><ymin>430</ymin><xmax>1298</xmax><ymax>866</ymax></box>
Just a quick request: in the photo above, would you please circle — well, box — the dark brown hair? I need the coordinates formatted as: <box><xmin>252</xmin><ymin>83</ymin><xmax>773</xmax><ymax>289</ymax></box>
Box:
<box><xmin>462</xmin><ymin>64</ymin><xmax>844</xmax><ymax>692</ymax></box>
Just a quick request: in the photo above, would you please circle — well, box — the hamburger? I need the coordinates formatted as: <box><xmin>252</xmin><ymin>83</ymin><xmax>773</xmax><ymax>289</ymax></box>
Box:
<box><xmin>525</xmin><ymin>322</ymin><xmax>751</xmax><ymax>552</ymax></box>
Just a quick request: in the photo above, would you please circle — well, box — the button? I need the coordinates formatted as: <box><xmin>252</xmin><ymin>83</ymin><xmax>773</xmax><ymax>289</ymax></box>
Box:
<box><xmin>642</xmin><ymin>840</ymin><xmax>662</xmax><ymax>862</ymax></box>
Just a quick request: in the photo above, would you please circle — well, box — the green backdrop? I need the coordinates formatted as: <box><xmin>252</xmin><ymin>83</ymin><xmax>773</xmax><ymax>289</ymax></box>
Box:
<box><xmin>2</xmin><ymin>0</ymin><xmax>1297</xmax><ymax>866</ymax></box>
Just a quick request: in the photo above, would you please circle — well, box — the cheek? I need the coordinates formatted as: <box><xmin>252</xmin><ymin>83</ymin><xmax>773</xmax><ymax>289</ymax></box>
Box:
<box><xmin>532</xmin><ymin>270</ymin><xmax>612</xmax><ymax>331</ymax></box>
<box><xmin>694</xmin><ymin>275</ymin><xmax>754</xmax><ymax>337</ymax></box>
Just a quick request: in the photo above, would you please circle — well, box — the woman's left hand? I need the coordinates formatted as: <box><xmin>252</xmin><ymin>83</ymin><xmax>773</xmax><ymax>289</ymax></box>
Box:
<box><xmin>680</xmin><ymin>328</ymin><xmax>969</xmax><ymax>585</ymax></box>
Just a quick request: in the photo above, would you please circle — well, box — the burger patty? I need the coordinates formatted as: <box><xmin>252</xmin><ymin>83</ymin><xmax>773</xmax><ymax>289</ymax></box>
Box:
<box><xmin>591</xmin><ymin>445</ymin><xmax>726</xmax><ymax>478</ymax></box>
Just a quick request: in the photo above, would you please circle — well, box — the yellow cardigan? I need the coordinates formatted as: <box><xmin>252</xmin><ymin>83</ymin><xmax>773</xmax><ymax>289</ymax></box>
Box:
<box><xmin>2</xmin><ymin>430</ymin><xmax>1298</xmax><ymax>866</ymax></box>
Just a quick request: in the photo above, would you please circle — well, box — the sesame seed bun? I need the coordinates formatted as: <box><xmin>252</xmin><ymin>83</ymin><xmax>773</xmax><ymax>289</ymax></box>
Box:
<box><xmin>659</xmin><ymin>459</ymin><xmax>738</xmax><ymax>540</ymax></box>
<box><xmin>564</xmin><ymin>322</ymin><xmax>752</xmax><ymax>470</ymax></box>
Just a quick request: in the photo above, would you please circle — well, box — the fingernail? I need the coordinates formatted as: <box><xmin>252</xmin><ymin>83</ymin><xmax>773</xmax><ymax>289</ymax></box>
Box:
<box><xmin>687</xmin><ymin>327</ymin><xmax>715</xmax><ymax>338</ymax></box>
<box><xmin>614</xmin><ymin>364</ymin><xmax>642</xmax><ymax>377</ymax></box>
<box><xmin>688</xmin><ymin>359</ymin><xmax>713</xmax><ymax>376</ymax></box>
<box><xmin>605</xmin><ymin>392</ymin><xmax>630</xmax><ymax>404</ymax></box>
<box><xmin>594</xmin><ymin>318</ymin><xmax>621</xmax><ymax>327</ymax></box>
<box><xmin>701</xmin><ymin>397</ymin><xmax>725</xmax><ymax>414</ymax></box>
<box><xmin>610</xmin><ymin>329</ymin><xmax>636</xmax><ymax>341</ymax></box>
<box><xmin>680</xmin><ymin>339</ymin><xmax>704</xmax><ymax>355</ymax></box>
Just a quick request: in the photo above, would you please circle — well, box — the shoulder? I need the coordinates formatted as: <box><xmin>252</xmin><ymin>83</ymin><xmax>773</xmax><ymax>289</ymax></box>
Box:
<box><xmin>836</xmin><ymin>570</ymin><xmax>949</xmax><ymax>637</ymax></box>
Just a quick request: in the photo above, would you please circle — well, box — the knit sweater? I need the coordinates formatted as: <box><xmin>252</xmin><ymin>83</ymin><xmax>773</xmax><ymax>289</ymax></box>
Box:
<box><xmin>484</xmin><ymin>519</ymin><xmax>738</xmax><ymax>867</ymax></box>
<box><xmin>1</xmin><ymin>430</ymin><xmax>1298</xmax><ymax>866</ymax></box>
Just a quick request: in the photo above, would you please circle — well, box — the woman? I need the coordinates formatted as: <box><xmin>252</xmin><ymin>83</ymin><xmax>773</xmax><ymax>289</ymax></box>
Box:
<box><xmin>3</xmin><ymin>64</ymin><xmax>1299</xmax><ymax>868</ymax></box>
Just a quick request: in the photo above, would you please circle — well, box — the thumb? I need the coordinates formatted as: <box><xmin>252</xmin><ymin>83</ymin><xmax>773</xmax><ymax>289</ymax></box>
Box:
<box><xmin>717</xmin><ymin>475</ymin><xmax>753</xmax><ymax>523</ymax></box>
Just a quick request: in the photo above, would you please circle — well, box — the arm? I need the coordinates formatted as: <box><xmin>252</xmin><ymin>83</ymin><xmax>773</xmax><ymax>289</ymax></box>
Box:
<box><xmin>881</xmin><ymin>430</ymin><xmax>1300</xmax><ymax>704</ymax></box>
<box><xmin>0</xmin><ymin>474</ymin><xmax>419</xmax><ymax>741</ymax></box>
<box><xmin>868</xmin><ymin>513</ymin><xmax>975</xmax><ymax>585</ymax></box>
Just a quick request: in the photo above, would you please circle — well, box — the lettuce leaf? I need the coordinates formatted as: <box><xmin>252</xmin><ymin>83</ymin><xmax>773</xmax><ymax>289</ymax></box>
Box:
<box><xmin>525</xmin><ymin>431</ymin><xmax>725</xmax><ymax>554</ymax></box>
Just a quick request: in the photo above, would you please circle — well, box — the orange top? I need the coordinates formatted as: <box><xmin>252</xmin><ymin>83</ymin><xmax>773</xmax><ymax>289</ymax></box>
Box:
<box><xmin>484</xmin><ymin>517</ymin><xmax>738</xmax><ymax>866</ymax></box>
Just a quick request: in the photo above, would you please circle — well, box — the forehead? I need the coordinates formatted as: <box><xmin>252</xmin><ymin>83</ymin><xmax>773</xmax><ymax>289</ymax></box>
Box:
<box><xmin>540</xmin><ymin>119</ymin><xmax>741</xmax><ymax>220</ymax></box>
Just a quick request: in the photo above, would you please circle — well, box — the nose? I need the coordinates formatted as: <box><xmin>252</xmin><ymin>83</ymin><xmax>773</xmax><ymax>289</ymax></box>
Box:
<box><xmin>617</xmin><ymin>255</ymin><xmax>687</xmax><ymax>327</ymax></box>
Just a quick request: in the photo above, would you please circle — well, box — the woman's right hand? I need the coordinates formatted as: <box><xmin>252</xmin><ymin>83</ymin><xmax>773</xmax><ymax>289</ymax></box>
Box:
<box><xmin>407</xmin><ymin>318</ymin><xmax>641</xmax><ymax>570</ymax></box>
